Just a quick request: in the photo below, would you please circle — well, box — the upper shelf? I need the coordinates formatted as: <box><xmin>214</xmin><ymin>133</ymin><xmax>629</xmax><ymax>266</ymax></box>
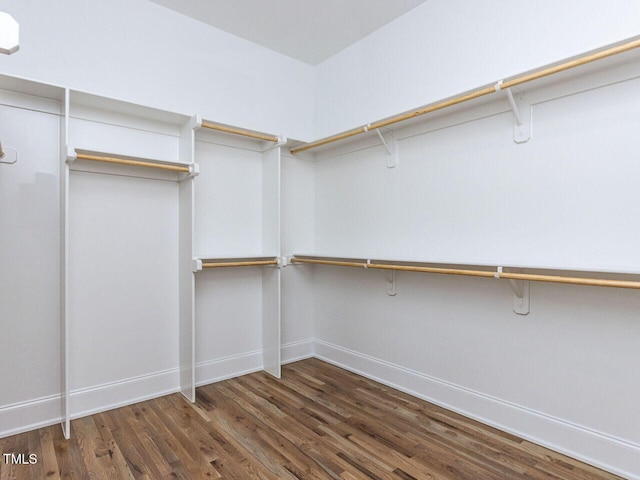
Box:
<box><xmin>195</xmin><ymin>117</ymin><xmax>286</xmax><ymax>149</ymax></box>
<box><xmin>193</xmin><ymin>255</ymin><xmax>280</xmax><ymax>272</ymax></box>
<box><xmin>67</xmin><ymin>148</ymin><xmax>196</xmax><ymax>178</ymax></box>
<box><xmin>290</xmin><ymin>36</ymin><xmax>640</xmax><ymax>155</ymax></box>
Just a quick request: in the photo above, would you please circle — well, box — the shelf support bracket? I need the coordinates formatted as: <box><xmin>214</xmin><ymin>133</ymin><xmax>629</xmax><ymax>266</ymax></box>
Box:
<box><xmin>495</xmin><ymin>81</ymin><xmax>531</xmax><ymax>144</ymax></box>
<box><xmin>188</xmin><ymin>163</ymin><xmax>200</xmax><ymax>178</ymax></box>
<box><xmin>365</xmin><ymin>125</ymin><xmax>397</xmax><ymax>168</ymax></box>
<box><xmin>510</xmin><ymin>279</ymin><xmax>530</xmax><ymax>315</ymax></box>
<box><xmin>275</xmin><ymin>135</ymin><xmax>287</xmax><ymax>148</ymax></box>
<box><xmin>192</xmin><ymin>259</ymin><xmax>202</xmax><ymax>272</ymax></box>
<box><xmin>66</xmin><ymin>146</ymin><xmax>77</xmax><ymax>164</ymax></box>
<box><xmin>374</xmin><ymin>267</ymin><xmax>397</xmax><ymax>296</ymax></box>
<box><xmin>501</xmin><ymin>266</ymin><xmax>530</xmax><ymax>315</ymax></box>
<box><xmin>496</xmin><ymin>267</ymin><xmax>530</xmax><ymax>315</ymax></box>
<box><xmin>386</xmin><ymin>270</ymin><xmax>397</xmax><ymax>296</ymax></box>
<box><xmin>0</xmin><ymin>144</ymin><xmax>17</xmax><ymax>164</ymax></box>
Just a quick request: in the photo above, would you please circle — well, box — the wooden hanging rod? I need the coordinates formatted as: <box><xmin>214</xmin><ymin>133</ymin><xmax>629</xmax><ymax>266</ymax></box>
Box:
<box><xmin>201</xmin><ymin>120</ymin><xmax>279</xmax><ymax>143</ymax></box>
<box><xmin>202</xmin><ymin>259</ymin><xmax>279</xmax><ymax>268</ymax></box>
<box><xmin>76</xmin><ymin>153</ymin><xmax>190</xmax><ymax>173</ymax></box>
<box><xmin>289</xmin><ymin>258</ymin><xmax>371</xmax><ymax>269</ymax></box>
<box><xmin>291</xmin><ymin>257</ymin><xmax>640</xmax><ymax>290</ymax></box>
<box><xmin>291</xmin><ymin>37</ymin><xmax>640</xmax><ymax>155</ymax></box>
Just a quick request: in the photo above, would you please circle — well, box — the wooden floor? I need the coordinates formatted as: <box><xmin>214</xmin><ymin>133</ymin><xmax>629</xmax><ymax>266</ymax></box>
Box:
<box><xmin>0</xmin><ymin>359</ymin><xmax>621</xmax><ymax>480</ymax></box>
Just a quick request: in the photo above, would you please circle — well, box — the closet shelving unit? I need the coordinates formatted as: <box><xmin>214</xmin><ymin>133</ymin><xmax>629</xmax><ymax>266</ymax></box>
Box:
<box><xmin>191</xmin><ymin>118</ymin><xmax>285</xmax><ymax>384</ymax></box>
<box><xmin>3</xmin><ymin>33</ymin><xmax>640</xmax><ymax>445</ymax></box>
<box><xmin>61</xmin><ymin>90</ymin><xmax>196</xmax><ymax>438</ymax></box>
<box><xmin>287</xmin><ymin>36</ymin><xmax>640</xmax><ymax>313</ymax></box>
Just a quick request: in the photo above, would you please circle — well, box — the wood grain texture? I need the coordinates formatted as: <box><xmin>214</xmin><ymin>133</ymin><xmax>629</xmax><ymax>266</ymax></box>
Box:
<box><xmin>0</xmin><ymin>359</ymin><xmax>622</xmax><ymax>479</ymax></box>
<box><xmin>76</xmin><ymin>153</ymin><xmax>190</xmax><ymax>173</ymax></box>
<box><xmin>202</xmin><ymin>260</ymin><xmax>279</xmax><ymax>268</ymax></box>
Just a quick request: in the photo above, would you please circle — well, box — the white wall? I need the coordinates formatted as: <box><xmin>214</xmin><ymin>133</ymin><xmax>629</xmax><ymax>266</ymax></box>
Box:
<box><xmin>0</xmin><ymin>98</ymin><xmax>61</xmax><ymax>436</ymax></box>
<box><xmin>314</xmin><ymin>0</ymin><xmax>640</xmax><ymax>138</ymax></box>
<box><xmin>0</xmin><ymin>0</ymin><xmax>315</xmax><ymax>141</ymax></box>
<box><xmin>311</xmin><ymin>267</ymin><xmax>640</xmax><ymax>478</ymax></box>
<box><xmin>309</xmin><ymin>23</ymin><xmax>640</xmax><ymax>478</ymax></box>
<box><xmin>2</xmin><ymin>1</ymin><xmax>640</xmax><ymax>476</ymax></box>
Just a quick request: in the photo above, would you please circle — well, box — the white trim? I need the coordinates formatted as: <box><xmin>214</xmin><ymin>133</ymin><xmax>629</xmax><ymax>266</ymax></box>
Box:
<box><xmin>69</xmin><ymin>368</ymin><xmax>179</xmax><ymax>420</ymax></box>
<box><xmin>0</xmin><ymin>367</ymin><xmax>181</xmax><ymax>439</ymax></box>
<box><xmin>313</xmin><ymin>338</ymin><xmax>640</xmax><ymax>480</ymax></box>
<box><xmin>281</xmin><ymin>339</ymin><xmax>315</xmax><ymax>364</ymax></box>
<box><xmin>195</xmin><ymin>350</ymin><xmax>263</xmax><ymax>387</ymax></box>
<box><xmin>0</xmin><ymin>394</ymin><xmax>62</xmax><ymax>439</ymax></box>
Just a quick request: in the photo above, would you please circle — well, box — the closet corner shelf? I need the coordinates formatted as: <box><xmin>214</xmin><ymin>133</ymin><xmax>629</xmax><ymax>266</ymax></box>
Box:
<box><xmin>67</xmin><ymin>148</ymin><xmax>195</xmax><ymax>174</ymax></box>
<box><xmin>291</xmin><ymin>255</ymin><xmax>640</xmax><ymax>290</ymax></box>
<box><xmin>197</xmin><ymin>118</ymin><xmax>285</xmax><ymax>146</ymax></box>
<box><xmin>193</xmin><ymin>255</ymin><xmax>280</xmax><ymax>272</ymax></box>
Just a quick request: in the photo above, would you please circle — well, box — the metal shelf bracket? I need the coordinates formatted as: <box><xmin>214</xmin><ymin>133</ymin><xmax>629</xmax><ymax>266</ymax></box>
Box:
<box><xmin>0</xmin><ymin>144</ymin><xmax>17</xmax><ymax>164</ymax></box>
<box><xmin>365</xmin><ymin>125</ymin><xmax>397</xmax><ymax>167</ymax></box>
<box><xmin>496</xmin><ymin>266</ymin><xmax>530</xmax><ymax>315</ymax></box>
<box><xmin>386</xmin><ymin>270</ymin><xmax>397</xmax><ymax>296</ymax></box>
<box><xmin>495</xmin><ymin>81</ymin><xmax>531</xmax><ymax>143</ymax></box>
<box><xmin>510</xmin><ymin>278</ymin><xmax>530</xmax><ymax>315</ymax></box>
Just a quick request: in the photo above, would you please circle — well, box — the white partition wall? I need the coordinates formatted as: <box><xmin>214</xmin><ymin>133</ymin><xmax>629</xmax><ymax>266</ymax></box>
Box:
<box><xmin>261</xmin><ymin>146</ymin><xmax>281</xmax><ymax>377</ymax></box>
<box><xmin>178</xmin><ymin>120</ymin><xmax>196</xmax><ymax>402</ymax></box>
<box><xmin>261</xmin><ymin>267</ymin><xmax>281</xmax><ymax>377</ymax></box>
<box><xmin>60</xmin><ymin>88</ymin><xmax>70</xmax><ymax>438</ymax></box>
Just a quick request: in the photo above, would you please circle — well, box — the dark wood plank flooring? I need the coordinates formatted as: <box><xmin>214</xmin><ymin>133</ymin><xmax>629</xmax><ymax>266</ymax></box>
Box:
<box><xmin>0</xmin><ymin>358</ymin><xmax>622</xmax><ymax>479</ymax></box>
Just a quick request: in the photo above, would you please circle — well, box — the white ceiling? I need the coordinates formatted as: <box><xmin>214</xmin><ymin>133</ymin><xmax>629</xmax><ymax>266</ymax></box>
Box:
<box><xmin>149</xmin><ymin>0</ymin><xmax>427</xmax><ymax>65</ymax></box>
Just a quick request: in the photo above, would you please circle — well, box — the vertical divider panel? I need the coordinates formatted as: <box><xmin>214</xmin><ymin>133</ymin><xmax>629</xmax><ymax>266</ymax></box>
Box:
<box><xmin>262</xmin><ymin>146</ymin><xmax>281</xmax><ymax>377</ymax></box>
<box><xmin>178</xmin><ymin>119</ymin><xmax>196</xmax><ymax>401</ymax></box>
<box><xmin>262</xmin><ymin>267</ymin><xmax>281</xmax><ymax>377</ymax></box>
<box><xmin>60</xmin><ymin>88</ymin><xmax>70</xmax><ymax>439</ymax></box>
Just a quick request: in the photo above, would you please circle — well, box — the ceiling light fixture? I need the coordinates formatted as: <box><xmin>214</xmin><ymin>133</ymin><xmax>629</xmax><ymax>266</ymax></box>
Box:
<box><xmin>0</xmin><ymin>11</ymin><xmax>19</xmax><ymax>55</ymax></box>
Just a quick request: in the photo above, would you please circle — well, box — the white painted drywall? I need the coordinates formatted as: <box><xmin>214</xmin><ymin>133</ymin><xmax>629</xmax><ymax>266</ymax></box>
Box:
<box><xmin>0</xmin><ymin>102</ymin><xmax>60</xmax><ymax>414</ymax></box>
<box><xmin>0</xmin><ymin>0</ymin><xmax>315</xmax><ymax>141</ymax></box>
<box><xmin>310</xmin><ymin>40</ymin><xmax>640</xmax><ymax>478</ymax></box>
<box><xmin>314</xmin><ymin>0</ymin><xmax>640</xmax><ymax>138</ymax></box>
<box><xmin>311</xmin><ymin>266</ymin><xmax>640</xmax><ymax>477</ymax></box>
<box><xmin>193</xmin><ymin>139</ymin><xmax>264</xmax><ymax>257</ymax></box>
<box><xmin>68</xmin><ymin>171</ymin><xmax>179</xmax><ymax>393</ymax></box>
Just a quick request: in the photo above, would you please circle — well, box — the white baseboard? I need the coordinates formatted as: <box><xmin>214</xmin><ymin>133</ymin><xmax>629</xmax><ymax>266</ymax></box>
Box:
<box><xmin>195</xmin><ymin>350</ymin><xmax>263</xmax><ymax>387</ymax></box>
<box><xmin>194</xmin><ymin>340</ymin><xmax>315</xmax><ymax>387</ymax></box>
<box><xmin>281</xmin><ymin>339</ymin><xmax>315</xmax><ymax>364</ymax></box>
<box><xmin>314</xmin><ymin>338</ymin><xmax>640</xmax><ymax>480</ymax></box>
<box><xmin>1</xmin><ymin>342</ymin><xmax>315</xmax><ymax>439</ymax></box>
<box><xmin>0</xmin><ymin>394</ymin><xmax>62</xmax><ymax>439</ymax></box>
<box><xmin>69</xmin><ymin>368</ymin><xmax>180</xmax><ymax>420</ymax></box>
<box><xmin>0</xmin><ymin>367</ymin><xmax>181</xmax><ymax>439</ymax></box>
